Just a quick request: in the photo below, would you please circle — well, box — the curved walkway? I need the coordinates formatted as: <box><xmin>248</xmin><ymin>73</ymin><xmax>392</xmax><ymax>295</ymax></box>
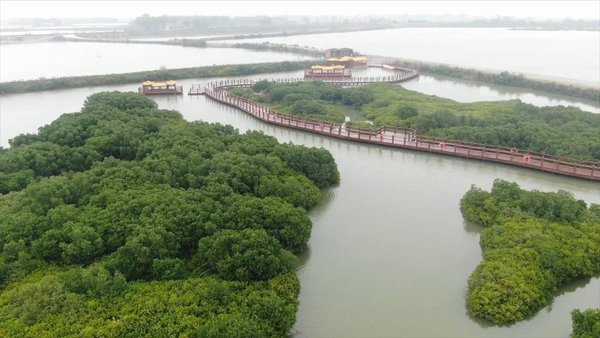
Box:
<box><xmin>200</xmin><ymin>73</ymin><xmax>600</xmax><ymax>181</ymax></box>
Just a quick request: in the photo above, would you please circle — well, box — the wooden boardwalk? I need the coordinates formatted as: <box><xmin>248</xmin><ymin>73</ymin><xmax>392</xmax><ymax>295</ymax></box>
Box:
<box><xmin>188</xmin><ymin>67</ymin><xmax>419</xmax><ymax>95</ymax></box>
<box><xmin>202</xmin><ymin>84</ymin><xmax>600</xmax><ymax>181</ymax></box>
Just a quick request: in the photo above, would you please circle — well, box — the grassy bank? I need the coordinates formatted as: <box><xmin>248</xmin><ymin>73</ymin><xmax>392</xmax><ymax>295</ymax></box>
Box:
<box><xmin>396</xmin><ymin>60</ymin><xmax>599</xmax><ymax>101</ymax></box>
<box><xmin>0</xmin><ymin>61</ymin><xmax>313</xmax><ymax>95</ymax></box>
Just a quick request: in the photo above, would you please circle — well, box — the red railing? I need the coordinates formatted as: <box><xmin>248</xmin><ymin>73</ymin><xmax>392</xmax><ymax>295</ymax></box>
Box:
<box><xmin>200</xmin><ymin>81</ymin><xmax>600</xmax><ymax>181</ymax></box>
<box><xmin>206</xmin><ymin>71</ymin><xmax>419</xmax><ymax>89</ymax></box>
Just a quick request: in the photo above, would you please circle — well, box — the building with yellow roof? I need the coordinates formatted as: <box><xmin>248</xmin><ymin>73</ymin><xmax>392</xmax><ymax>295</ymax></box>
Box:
<box><xmin>138</xmin><ymin>80</ymin><xmax>183</xmax><ymax>95</ymax></box>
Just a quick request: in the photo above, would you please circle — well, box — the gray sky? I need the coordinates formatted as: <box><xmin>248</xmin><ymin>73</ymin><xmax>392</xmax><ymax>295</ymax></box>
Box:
<box><xmin>1</xmin><ymin>1</ymin><xmax>599</xmax><ymax>21</ymax></box>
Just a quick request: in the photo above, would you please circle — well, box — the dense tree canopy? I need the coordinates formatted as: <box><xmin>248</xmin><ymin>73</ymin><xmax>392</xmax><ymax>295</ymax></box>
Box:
<box><xmin>0</xmin><ymin>92</ymin><xmax>339</xmax><ymax>336</ymax></box>
<box><xmin>571</xmin><ymin>308</ymin><xmax>600</xmax><ymax>338</ymax></box>
<box><xmin>460</xmin><ymin>180</ymin><xmax>600</xmax><ymax>324</ymax></box>
<box><xmin>233</xmin><ymin>82</ymin><xmax>600</xmax><ymax>161</ymax></box>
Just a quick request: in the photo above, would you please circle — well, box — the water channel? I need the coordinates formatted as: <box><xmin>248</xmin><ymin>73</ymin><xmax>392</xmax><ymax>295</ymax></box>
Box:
<box><xmin>0</xmin><ymin>42</ymin><xmax>312</xmax><ymax>81</ymax></box>
<box><xmin>1</xmin><ymin>71</ymin><xmax>599</xmax><ymax>337</ymax></box>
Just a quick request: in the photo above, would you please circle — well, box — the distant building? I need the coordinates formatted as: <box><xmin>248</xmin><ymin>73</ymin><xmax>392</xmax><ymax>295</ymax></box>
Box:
<box><xmin>304</xmin><ymin>65</ymin><xmax>352</xmax><ymax>78</ymax></box>
<box><xmin>324</xmin><ymin>48</ymin><xmax>354</xmax><ymax>59</ymax></box>
<box><xmin>326</xmin><ymin>56</ymin><xmax>368</xmax><ymax>68</ymax></box>
<box><xmin>138</xmin><ymin>80</ymin><xmax>183</xmax><ymax>95</ymax></box>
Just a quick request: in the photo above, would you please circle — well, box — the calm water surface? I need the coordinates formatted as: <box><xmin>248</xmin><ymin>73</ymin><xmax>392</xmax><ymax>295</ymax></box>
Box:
<box><xmin>218</xmin><ymin>27</ymin><xmax>600</xmax><ymax>84</ymax></box>
<box><xmin>1</xmin><ymin>78</ymin><xmax>599</xmax><ymax>337</ymax></box>
<box><xmin>0</xmin><ymin>42</ymin><xmax>312</xmax><ymax>81</ymax></box>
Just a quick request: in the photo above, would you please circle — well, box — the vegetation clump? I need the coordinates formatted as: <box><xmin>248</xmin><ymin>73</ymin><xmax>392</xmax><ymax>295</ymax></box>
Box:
<box><xmin>460</xmin><ymin>180</ymin><xmax>600</xmax><ymax>325</ymax></box>
<box><xmin>571</xmin><ymin>308</ymin><xmax>600</xmax><ymax>338</ymax></box>
<box><xmin>0</xmin><ymin>91</ymin><xmax>340</xmax><ymax>336</ymax></box>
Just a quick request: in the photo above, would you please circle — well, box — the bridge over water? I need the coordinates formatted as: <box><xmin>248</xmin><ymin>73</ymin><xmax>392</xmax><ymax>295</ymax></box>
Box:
<box><xmin>193</xmin><ymin>69</ymin><xmax>599</xmax><ymax>181</ymax></box>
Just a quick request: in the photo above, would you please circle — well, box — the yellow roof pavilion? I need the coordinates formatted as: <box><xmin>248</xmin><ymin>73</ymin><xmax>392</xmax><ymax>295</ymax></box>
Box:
<box><xmin>326</xmin><ymin>56</ymin><xmax>368</xmax><ymax>62</ymax></box>
<box><xmin>142</xmin><ymin>80</ymin><xmax>177</xmax><ymax>86</ymax></box>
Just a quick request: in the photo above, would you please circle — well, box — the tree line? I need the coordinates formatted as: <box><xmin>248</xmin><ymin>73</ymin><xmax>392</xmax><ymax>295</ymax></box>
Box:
<box><xmin>0</xmin><ymin>92</ymin><xmax>340</xmax><ymax>336</ymax></box>
<box><xmin>460</xmin><ymin>180</ymin><xmax>599</xmax><ymax>329</ymax></box>
<box><xmin>390</xmin><ymin>61</ymin><xmax>600</xmax><ymax>102</ymax></box>
<box><xmin>0</xmin><ymin>61</ymin><xmax>313</xmax><ymax>95</ymax></box>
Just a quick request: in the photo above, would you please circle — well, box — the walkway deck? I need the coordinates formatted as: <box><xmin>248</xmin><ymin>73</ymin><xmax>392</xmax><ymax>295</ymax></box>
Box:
<box><xmin>189</xmin><ymin>65</ymin><xmax>418</xmax><ymax>95</ymax></box>
<box><xmin>202</xmin><ymin>84</ymin><xmax>600</xmax><ymax>181</ymax></box>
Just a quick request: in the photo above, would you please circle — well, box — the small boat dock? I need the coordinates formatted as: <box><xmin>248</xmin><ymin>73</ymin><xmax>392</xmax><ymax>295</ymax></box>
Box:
<box><xmin>188</xmin><ymin>85</ymin><xmax>205</xmax><ymax>95</ymax></box>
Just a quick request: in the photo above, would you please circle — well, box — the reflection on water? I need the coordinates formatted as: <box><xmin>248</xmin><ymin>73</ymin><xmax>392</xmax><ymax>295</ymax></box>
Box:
<box><xmin>462</xmin><ymin>220</ymin><xmax>484</xmax><ymax>236</ymax></box>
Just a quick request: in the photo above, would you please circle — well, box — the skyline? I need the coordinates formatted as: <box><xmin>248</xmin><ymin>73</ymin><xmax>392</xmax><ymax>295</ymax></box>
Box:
<box><xmin>1</xmin><ymin>1</ymin><xmax>600</xmax><ymax>21</ymax></box>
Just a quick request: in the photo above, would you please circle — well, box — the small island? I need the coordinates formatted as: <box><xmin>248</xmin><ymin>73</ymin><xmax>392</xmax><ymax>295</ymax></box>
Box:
<box><xmin>460</xmin><ymin>180</ymin><xmax>600</xmax><ymax>325</ymax></box>
<box><xmin>0</xmin><ymin>92</ymin><xmax>339</xmax><ymax>336</ymax></box>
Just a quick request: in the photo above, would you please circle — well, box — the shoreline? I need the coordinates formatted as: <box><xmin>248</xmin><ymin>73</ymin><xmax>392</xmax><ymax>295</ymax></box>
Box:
<box><xmin>1</xmin><ymin>41</ymin><xmax>598</xmax><ymax>101</ymax></box>
<box><xmin>225</xmin><ymin>42</ymin><xmax>599</xmax><ymax>100</ymax></box>
<box><xmin>0</xmin><ymin>24</ymin><xmax>400</xmax><ymax>45</ymax></box>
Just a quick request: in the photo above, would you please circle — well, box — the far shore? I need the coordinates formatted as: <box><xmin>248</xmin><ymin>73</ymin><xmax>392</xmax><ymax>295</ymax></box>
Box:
<box><xmin>367</xmin><ymin>54</ymin><xmax>600</xmax><ymax>89</ymax></box>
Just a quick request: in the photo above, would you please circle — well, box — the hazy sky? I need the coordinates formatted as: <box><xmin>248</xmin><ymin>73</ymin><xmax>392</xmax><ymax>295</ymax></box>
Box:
<box><xmin>1</xmin><ymin>1</ymin><xmax>599</xmax><ymax>21</ymax></box>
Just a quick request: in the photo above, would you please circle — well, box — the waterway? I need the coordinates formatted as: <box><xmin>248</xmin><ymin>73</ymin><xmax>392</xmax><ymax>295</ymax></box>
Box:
<box><xmin>217</xmin><ymin>27</ymin><xmax>600</xmax><ymax>85</ymax></box>
<box><xmin>0</xmin><ymin>42</ymin><xmax>312</xmax><ymax>82</ymax></box>
<box><xmin>1</xmin><ymin>69</ymin><xmax>599</xmax><ymax>337</ymax></box>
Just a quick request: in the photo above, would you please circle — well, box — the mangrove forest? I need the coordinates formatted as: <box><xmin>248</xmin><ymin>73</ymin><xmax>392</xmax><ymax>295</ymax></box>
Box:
<box><xmin>460</xmin><ymin>180</ymin><xmax>600</xmax><ymax>325</ymax></box>
<box><xmin>0</xmin><ymin>92</ymin><xmax>339</xmax><ymax>336</ymax></box>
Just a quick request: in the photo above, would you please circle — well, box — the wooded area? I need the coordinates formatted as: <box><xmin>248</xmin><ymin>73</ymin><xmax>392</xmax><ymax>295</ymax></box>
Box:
<box><xmin>460</xmin><ymin>180</ymin><xmax>599</xmax><ymax>327</ymax></box>
<box><xmin>0</xmin><ymin>92</ymin><xmax>339</xmax><ymax>336</ymax></box>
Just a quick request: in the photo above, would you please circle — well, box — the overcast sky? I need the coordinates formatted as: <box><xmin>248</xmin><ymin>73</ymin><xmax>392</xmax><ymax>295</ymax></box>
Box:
<box><xmin>1</xmin><ymin>1</ymin><xmax>599</xmax><ymax>21</ymax></box>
